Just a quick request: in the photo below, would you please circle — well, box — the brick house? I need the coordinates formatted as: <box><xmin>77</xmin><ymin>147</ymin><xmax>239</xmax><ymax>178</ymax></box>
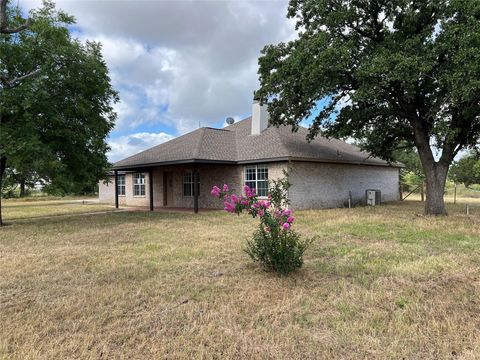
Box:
<box><xmin>99</xmin><ymin>102</ymin><xmax>401</xmax><ymax>212</ymax></box>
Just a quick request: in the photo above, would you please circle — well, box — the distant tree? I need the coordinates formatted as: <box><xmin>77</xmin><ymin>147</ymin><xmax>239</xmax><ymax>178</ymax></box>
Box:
<box><xmin>1</xmin><ymin>168</ymin><xmax>40</xmax><ymax>197</ymax></box>
<box><xmin>256</xmin><ymin>0</ymin><xmax>480</xmax><ymax>215</ymax></box>
<box><xmin>0</xmin><ymin>1</ymin><xmax>118</xmax><ymax>224</ymax></box>
<box><xmin>393</xmin><ymin>146</ymin><xmax>425</xmax><ymax>193</ymax></box>
<box><xmin>449</xmin><ymin>152</ymin><xmax>480</xmax><ymax>187</ymax></box>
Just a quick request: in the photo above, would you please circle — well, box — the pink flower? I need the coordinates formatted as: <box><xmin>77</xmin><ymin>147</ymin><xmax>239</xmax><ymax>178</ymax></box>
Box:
<box><xmin>283</xmin><ymin>209</ymin><xmax>292</xmax><ymax>216</ymax></box>
<box><xmin>287</xmin><ymin>216</ymin><xmax>294</xmax><ymax>223</ymax></box>
<box><xmin>211</xmin><ymin>186</ymin><xmax>221</xmax><ymax>197</ymax></box>
<box><xmin>264</xmin><ymin>226</ymin><xmax>271</xmax><ymax>232</ymax></box>
<box><xmin>224</xmin><ymin>201</ymin><xmax>235</xmax><ymax>213</ymax></box>
<box><xmin>223</xmin><ymin>184</ymin><xmax>229</xmax><ymax>192</ymax></box>
<box><xmin>252</xmin><ymin>202</ymin><xmax>260</xmax><ymax>209</ymax></box>
<box><xmin>258</xmin><ymin>200</ymin><xmax>270</xmax><ymax>208</ymax></box>
<box><xmin>241</xmin><ymin>200</ymin><xmax>249</xmax><ymax>206</ymax></box>
<box><xmin>282</xmin><ymin>222</ymin><xmax>290</xmax><ymax>230</ymax></box>
<box><xmin>231</xmin><ymin>194</ymin><xmax>239</xmax><ymax>203</ymax></box>
<box><xmin>258</xmin><ymin>209</ymin><xmax>265</xmax><ymax>217</ymax></box>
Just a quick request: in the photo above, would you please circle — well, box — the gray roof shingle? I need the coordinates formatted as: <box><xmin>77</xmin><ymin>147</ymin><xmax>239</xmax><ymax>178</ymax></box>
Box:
<box><xmin>113</xmin><ymin>117</ymin><xmax>398</xmax><ymax>169</ymax></box>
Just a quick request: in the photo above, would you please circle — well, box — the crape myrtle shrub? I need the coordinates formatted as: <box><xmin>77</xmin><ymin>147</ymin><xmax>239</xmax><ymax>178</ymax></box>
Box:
<box><xmin>211</xmin><ymin>173</ymin><xmax>312</xmax><ymax>275</ymax></box>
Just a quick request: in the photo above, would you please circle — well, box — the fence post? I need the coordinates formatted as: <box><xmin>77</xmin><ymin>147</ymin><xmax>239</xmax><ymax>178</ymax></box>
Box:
<box><xmin>466</xmin><ymin>204</ymin><xmax>469</xmax><ymax>216</ymax></box>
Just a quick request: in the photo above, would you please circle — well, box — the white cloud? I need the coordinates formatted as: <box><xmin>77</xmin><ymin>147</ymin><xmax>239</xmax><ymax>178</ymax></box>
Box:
<box><xmin>108</xmin><ymin>132</ymin><xmax>174</xmax><ymax>162</ymax></box>
<box><xmin>20</xmin><ymin>0</ymin><xmax>296</xmax><ymax>136</ymax></box>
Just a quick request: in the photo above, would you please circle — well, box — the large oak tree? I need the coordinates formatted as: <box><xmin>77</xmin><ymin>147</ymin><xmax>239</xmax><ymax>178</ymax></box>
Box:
<box><xmin>256</xmin><ymin>0</ymin><xmax>480</xmax><ymax>215</ymax></box>
<box><xmin>0</xmin><ymin>0</ymin><xmax>118</xmax><ymax>224</ymax></box>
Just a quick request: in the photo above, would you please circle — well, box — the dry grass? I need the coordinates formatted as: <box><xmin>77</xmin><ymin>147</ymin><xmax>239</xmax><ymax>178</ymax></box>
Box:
<box><xmin>2</xmin><ymin>198</ymin><xmax>114</xmax><ymax>221</ymax></box>
<box><xmin>1</xmin><ymin>200</ymin><xmax>479</xmax><ymax>359</ymax></box>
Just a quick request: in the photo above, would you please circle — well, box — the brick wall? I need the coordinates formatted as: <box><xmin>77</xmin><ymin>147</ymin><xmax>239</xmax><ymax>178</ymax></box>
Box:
<box><xmin>98</xmin><ymin>162</ymin><xmax>288</xmax><ymax>209</ymax></box>
<box><xmin>288</xmin><ymin>161</ymin><xmax>400</xmax><ymax>210</ymax></box>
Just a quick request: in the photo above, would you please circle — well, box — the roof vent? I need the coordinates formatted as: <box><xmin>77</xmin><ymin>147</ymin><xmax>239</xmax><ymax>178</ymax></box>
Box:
<box><xmin>226</xmin><ymin>117</ymin><xmax>235</xmax><ymax>125</ymax></box>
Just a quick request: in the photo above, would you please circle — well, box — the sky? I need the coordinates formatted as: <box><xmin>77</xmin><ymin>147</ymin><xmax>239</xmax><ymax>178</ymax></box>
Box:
<box><xmin>20</xmin><ymin>0</ymin><xmax>297</xmax><ymax>162</ymax></box>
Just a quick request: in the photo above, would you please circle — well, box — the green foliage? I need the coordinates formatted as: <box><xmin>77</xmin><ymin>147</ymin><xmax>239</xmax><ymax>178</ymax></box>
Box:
<box><xmin>258</xmin><ymin>0</ymin><xmax>480</xmax><ymax>158</ymax></box>
<box><xmin>0</xmin><ymin>1</ymin><xmax>118</xmax><ymax>196</ymax></box>
<box><xmin>392</xmin><ymin>146</ymin><xmax>425</xmax><ymax>191</ymax></box>
<box><xmin>449</xmin><ymin>152</ymin><xmax>480</xmax><ymax>187</ymax></box>
<box><xmin>402</xmin><ymin>171</ymin><xmax>423</xmax><ymax>192</ymax></box>
<box><xmin>245</xmin><ymin>224</ymin><xmax>311</xmax><ymax>275</ymax></box>
<box><xmin>267</xmin><ymin>169</ymin><xmax>291</xmax><ymax>208</ymax></box>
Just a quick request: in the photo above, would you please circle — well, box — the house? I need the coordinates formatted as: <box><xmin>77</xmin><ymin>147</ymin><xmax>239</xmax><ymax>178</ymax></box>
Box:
<box><xmin>99</xmin><ymin>102</ymin><xmax>401</xmax><ymax>212</ymax></box>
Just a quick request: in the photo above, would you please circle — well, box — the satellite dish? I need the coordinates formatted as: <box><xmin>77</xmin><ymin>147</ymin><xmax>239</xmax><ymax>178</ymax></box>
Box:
<box><xmin>226</xmin><ymin>117</ymin><xmax>235</xmax><ymax>125</ymax></box>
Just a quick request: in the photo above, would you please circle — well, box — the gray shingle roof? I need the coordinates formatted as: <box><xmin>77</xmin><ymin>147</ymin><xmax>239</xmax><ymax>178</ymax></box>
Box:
<box><xmin>113</xmin><ymin>117</ymin><xmax>397</xmax><ymax>169</ymax></box>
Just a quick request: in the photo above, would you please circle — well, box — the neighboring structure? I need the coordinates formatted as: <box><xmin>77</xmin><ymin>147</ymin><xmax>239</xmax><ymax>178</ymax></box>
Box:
<box><xmin>99</xmin><ymin>102</ymin><xmax>401</xmax><ymax>212</ymax></box>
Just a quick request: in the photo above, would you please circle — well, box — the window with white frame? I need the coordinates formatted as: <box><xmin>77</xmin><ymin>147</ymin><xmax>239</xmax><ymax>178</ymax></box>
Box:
<box><xmin>183</xmin><ymin>171</ymin><xmax>199</xmax><ymax>197</ymax></box>
<box><xmin>133</xmin><ymin>173</ymin><xmax>145</xmax><ymax>196</ymax></box>
<box><xmin>117</xmin><ymin>174</ymin><xmax>126</xmax><ymax>196</ymax></box>
<box><xmin>244</xmin><ymin>165</ymin><xmax>268</xmax><ymax>197</ymax></box>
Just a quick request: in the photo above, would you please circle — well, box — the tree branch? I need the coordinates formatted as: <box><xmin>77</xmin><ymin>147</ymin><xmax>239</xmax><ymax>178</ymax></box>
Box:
<box><xmin>0</xmin><ymin>0</ymin><xmax>32</xmax><ymax>34</ymax></box>
<box><xmin>0</xmin><ymin>68</ymin><xmax>41</xmax><ymax>89</ymax></box>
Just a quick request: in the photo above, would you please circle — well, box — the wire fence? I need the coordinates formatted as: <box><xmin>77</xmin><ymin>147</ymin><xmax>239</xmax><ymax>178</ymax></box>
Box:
<box><xmin>401</xmin><ymin>183</ymin><xmax>480</xmax><ymax>215</ymax></box>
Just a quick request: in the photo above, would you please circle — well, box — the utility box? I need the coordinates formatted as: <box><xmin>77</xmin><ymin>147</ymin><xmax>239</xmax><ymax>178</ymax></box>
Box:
<box><xmin>366</xmin><ymin>189</ymin><xmax>381</xmax><ymax>206</ymax></box>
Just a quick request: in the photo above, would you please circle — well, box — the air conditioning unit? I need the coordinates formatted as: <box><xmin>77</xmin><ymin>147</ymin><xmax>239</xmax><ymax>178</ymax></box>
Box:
<box><xmin>366</xmin><ymin>189</ymin><xmax>381</xmax><ymax>206</ymax></box>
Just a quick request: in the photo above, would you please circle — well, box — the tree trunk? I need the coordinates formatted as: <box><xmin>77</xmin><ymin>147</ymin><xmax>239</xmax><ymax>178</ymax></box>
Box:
<box><xmin>412</xmin><ymin>119</ymin><xmax>449</xmax><ymax>216</ymax></box>
<box><xmin>423</xmin><ymin>163</ymin><xmax>449</xmax><ymax>216</ymax></box>
<box><xmin>19</xmin><ymin>178</ymin><xmax>26</xmax><ymax>197</ymax></box>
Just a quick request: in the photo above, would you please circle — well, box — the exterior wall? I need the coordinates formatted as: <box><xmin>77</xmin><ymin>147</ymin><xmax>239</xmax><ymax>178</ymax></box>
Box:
<box><xmin>99</xmin><ymin>161</ymin><xmax>400</xmax><ymax>210</ymax></box>
<box><xmin>288</xmin><ymin>161</ymin><xmax>400</xmax><ymax>210</ymax></box>
<box><xmin>98</xmin><ymin>162</ymin><xmax>288</xmax><ymax>209</ymax></box>
<box><xmin>98</xmin><ymin>172</ymin><xmax>152</xmax><ymax>207</ymax></box>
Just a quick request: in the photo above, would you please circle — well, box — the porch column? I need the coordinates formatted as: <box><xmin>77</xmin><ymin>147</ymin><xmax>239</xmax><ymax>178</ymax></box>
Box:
<box><xmin>149</xmin><ymin>168</ymin><xmax>154</xmax><ymax>211</ymax></box>
<box><xmin>193</xmin><ymin>164</ymin><xmax>199</xmax><ymax>214</ymax></box>
<box><xmin>114</xmin><ymin>170</ymin><xmax>119</xmax><ymax>209</ymax></box>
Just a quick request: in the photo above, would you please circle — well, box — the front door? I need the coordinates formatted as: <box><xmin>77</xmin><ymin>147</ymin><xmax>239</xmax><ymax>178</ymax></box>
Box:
<box><xmin>163</xmin><ymin>172</ymin><xmax>174</xmax><ymax>206</ymax></box>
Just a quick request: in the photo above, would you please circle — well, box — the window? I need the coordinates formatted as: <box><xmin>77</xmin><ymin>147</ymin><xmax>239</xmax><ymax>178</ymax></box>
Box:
<box><xmin>117</xmin><ymin>174</ymin><xmax>125</xmax><ymax>196</ymax></box>
<box><xmin>183</xmin><ymin>171</ymin><xmax>199</xmax><ymax>197</ymax></box>
<box><xmin>133</xmin><ymin>173</ymin><xmax>145</xmax><ymax>196</ymax></box>
<box><xmin>245</xmin><ymin>165</ymin><xmax>268</xmax><ymax>197</ymax></box>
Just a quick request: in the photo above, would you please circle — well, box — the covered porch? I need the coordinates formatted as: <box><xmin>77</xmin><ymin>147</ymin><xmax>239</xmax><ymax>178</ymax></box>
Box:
<box><xmin>111</xmin><ymin>160</ymin><xmax>240</xmax><ymax>213</ymax></box>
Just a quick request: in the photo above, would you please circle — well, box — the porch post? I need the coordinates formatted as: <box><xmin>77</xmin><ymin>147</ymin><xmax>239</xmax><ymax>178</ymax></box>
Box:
<box><xmin>149</xmin><ymin>168</ymin><xmax>154</xmax><ymax>211</ymax></box>
<box><xmin>114</xmin><ymin>170</ymin><xmax>119</xmax><ymax>209</ymax></box>
<box><xmin>193</xmin><ymin>164</ymin><xmax>199</xmax><ymax>214</ymax></box>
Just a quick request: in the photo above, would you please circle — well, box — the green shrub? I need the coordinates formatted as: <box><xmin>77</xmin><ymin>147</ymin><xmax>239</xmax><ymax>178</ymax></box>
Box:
<box><xmin>245</xmin><ymin>225</ymin><xmax>312</xmax><ymax>275</ymax></box>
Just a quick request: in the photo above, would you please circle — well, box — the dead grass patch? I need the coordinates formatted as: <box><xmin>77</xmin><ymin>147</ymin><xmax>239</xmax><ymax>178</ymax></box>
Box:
<box><xmin>0</xmin><ymin>201</ymin><xmax>479</xmax><ymax>359</ymax></box>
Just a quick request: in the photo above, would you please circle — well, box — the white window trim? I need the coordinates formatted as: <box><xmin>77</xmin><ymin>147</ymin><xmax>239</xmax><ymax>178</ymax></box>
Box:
<box><xmin>117</xmin><ymin>174</ymin><xmax>126</xmax><ymax>197</ymax></box>
<box><xmin>183</xmin><ymin>171</ymin><xmax>199</xmax><ymax>197</ymax></box>
<box><xmin>133</xmin><ymin>173</ymin><xmax>146</xmax><ymax>197</ymax></box>
<box><xmin>244</xmin><ymin>164</ymin><xmax>269</xmax><ymax>198</ymax></box>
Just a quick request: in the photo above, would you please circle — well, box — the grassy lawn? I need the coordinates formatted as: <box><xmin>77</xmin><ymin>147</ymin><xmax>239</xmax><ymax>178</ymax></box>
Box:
<box><xmin>2</xmin><ymin>198</ymin><xmax>114</xmax><ymax>221</ymax></box>
<box><xmin>0</xmin><ymin>201</ymin><xmax>479</xmax><ymax>359</ymax></box>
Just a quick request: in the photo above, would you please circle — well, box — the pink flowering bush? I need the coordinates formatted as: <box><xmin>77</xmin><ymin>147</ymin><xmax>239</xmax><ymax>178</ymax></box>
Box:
<box><xmin>211</xmin><ymin>173</ymin><xmax>312</xmax><ymax>274</ymax></box>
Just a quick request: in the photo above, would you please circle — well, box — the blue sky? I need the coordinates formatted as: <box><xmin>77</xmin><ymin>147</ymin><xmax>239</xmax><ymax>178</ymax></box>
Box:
<box><xmin>21</xmin><ymin>0</ymin><xmax>297</xmax><ymax>162</ymax></box>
